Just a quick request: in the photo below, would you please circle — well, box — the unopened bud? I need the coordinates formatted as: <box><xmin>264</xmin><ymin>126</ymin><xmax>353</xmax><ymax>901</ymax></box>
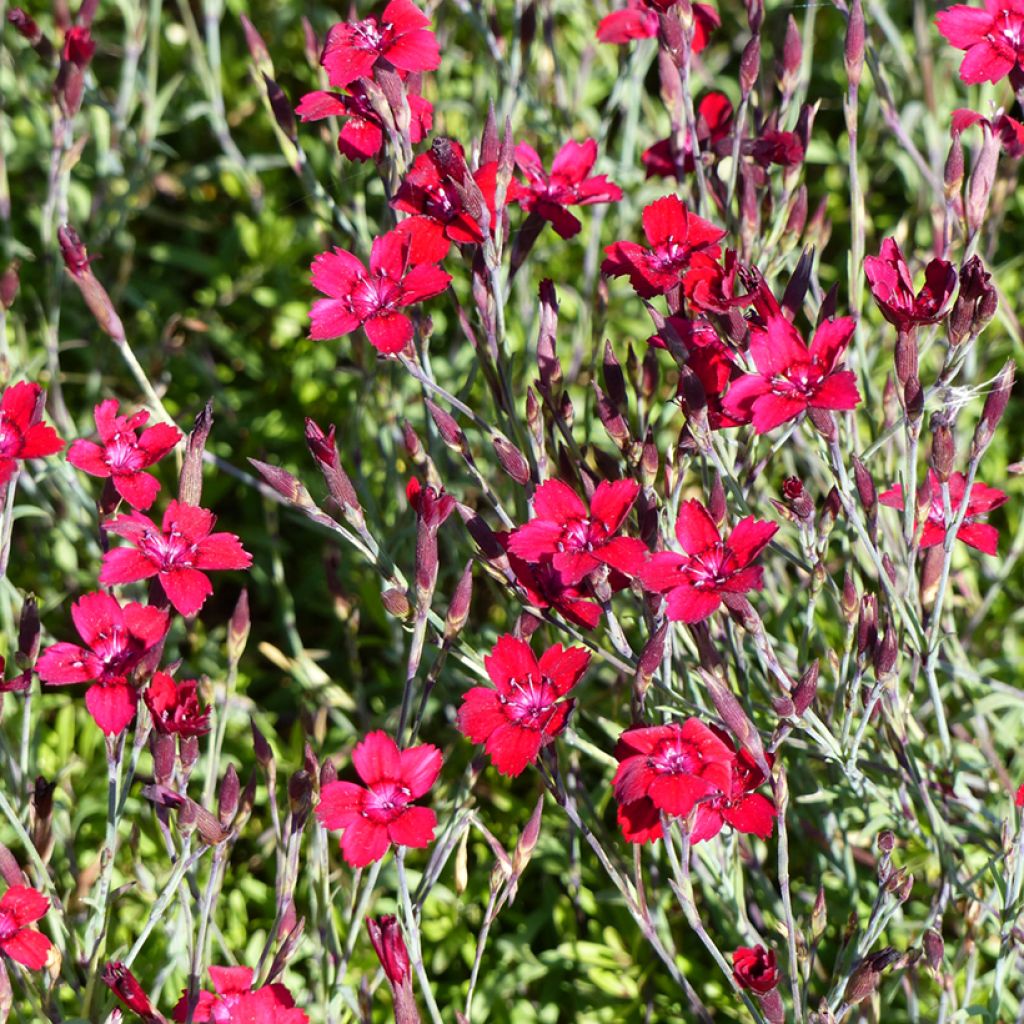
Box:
<box><xmin>0</xmin><ymin>262</ymin><xmax>19</xmax><ymax>310</ymax></box>
<box><xmin>845</xmin><ymin>0</ymin><xmax>866</xmax><ymax>88</ymax></box>
<box><xmin>228</xmin><ymin>589</ymin><xmax>250</xmax><ymax>664</ymax></box>
<box><xmin>445</xmin><ymin>561</ymin><xmax>474</xmax><ymax>639</ymax></box>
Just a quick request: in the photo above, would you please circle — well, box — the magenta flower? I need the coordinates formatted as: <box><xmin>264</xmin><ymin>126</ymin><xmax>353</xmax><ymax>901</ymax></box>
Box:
<box><xmin>173</xmin><ymin>966</ymin><xmax>308</xmax><ymax>1024</ymax></box>
<box><xmin>597</xmin><ymin>0</ymin><xmax>719</xmax><ymax>50</ymax></box>
<box><xmin>296</xmin><ymin>84</ymin><xmax>433</xmax><ymax>161</ymax></box>
<box><xmin>458</xmin><ymin>635</ymin><xmax>590</xmax><ymax>776</ymax></box>
<box><xmin>722</xmin><ymin>315</ymin><xmax>861</xmax><ymax>433</ymax></box>
<box><xmin>144</xmin><ymin>671</ymin><xmax>210</xmax><ymax>736</ymax></box>
<box><xmin>0</xmin><ymin>886</ymin><xmax>52</xmax><ymax>970</ymax></box>
<box><xmin>640</xmin><ymin>499</ymin><xmax>777</xmax><ymax>623</ymax></box>
<box><xmin>880</xmin><ymin>469</ymin><xmax>1008</xmax><ymax>554</ymax></box>
<box><xmin>0</xmin><ymin>381</ymin><xmax>65</xmax><ymax>486</ymax></box>
<box><xmin>936</xmin><ymin>0</ymin><xmax>1024</xmax><ymax>85</ymax></box>
<box><xmin>508</xmin><ymin>478</ymin><xmax>648</xmax><ymax>585</ymax></box>
<box><xmin>952</xmin><ymin>106</ymin><xmax>1024</xmax><ymax>158</ymax></box>
<box><xmin>513</xmin><ymin>139</ymin><xmax>622</xmax><ymax>239</ymax></box>
<box><xmin>602</xmin><ymin>195</ymin><xmax>725</xmax><ymax>299</ymax></box>
<box><xmin>100</xmin><ymin>500</ymin><xmax>253</xmax><ymax>617</ymax></box>
<box><xmin>309</xmin><ymin>218</ymin><xmax>451</xmax><ymax>353</ymax></box>
<box><xmin>863</xmin><ymin>239</ymin><xmax>957</xmax><ymax>333</ymax></box>
<box><xmin>37</xmin><ymin>592</ymin><xmax>170</xmax><ymax>735</ymax></box>
<box><xmin>67</xmin><ymin>399</ymin><xmax>181</xmax><ymax>510</ymax></box>
<box><xmin>321</xmin><ymin>0</ymin><xmax>439</xmax><ymax>88</ymax></box>
<box><xmin>691</xmin><ymin>731</ymin><xmax>777</xmax><ymax>843</ymax></box>
<box><xmin>316</xmin><ymin>731</ymin><xmax>442</xmax><ymax>867</ymax></box>
<box><xmin>642</xmin><ymin>92</ymin><xmax>734</xmax><ymax>179</ymax></box>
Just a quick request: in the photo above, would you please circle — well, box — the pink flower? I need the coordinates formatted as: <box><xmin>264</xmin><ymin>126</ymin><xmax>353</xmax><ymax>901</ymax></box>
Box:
<box><xmin>513</xmin><ymin>139</ymin><xmax>622</xmax><ymax>239</ymax></box>
<box><xmin>309</xmin><ymin>218</ymin><xmax>451</xmax><ymax>354</ymax></box>
<box><xmin>936</xmin><ymin>0</ymin><xmax>1024</xmax><ymax>85</ymax></box>
<box><xmin>37</xmin><ymin>592</ymin><xmax>169</xmax><ymax>735</ymax></box>
<box><xmin>316</xmin><ymin>731</ymin><xmax>442</xmax><ymax>867</ymax></box>
<box><xmin>144</xmin><ymin>671</ymin><xmax>210</xmax><ymax>736</ymax></box>
<box><xmin>458</xmin><ymin>635</ymin><xmax>590</xmax><ymax>776</ymax></box>
<box><xmin>173</xmin><ymin>966</ymin><xmax>307</xmax><ymax>1024</ymax></box>
<box><xmin>67</xmin><ymin>399</ymin><xmax>181</xmax><ymax>510</ymax></box>
<box><xmin>640</xmin><ymin>499</ymin><xmax>777</xmax><ymax>623</ymax></box>
<box><xmin>508</xmin><ymin>478</ymin><xmax>648</xmax><ymax>586</ymax></box>
<box><xmin>0</xmin><ymin>885</ymin><xmax>52</xmax><ymax>970</ymax></box>
<box><xmin>296</xmin><ymin>84</ymin><xmax>433</xmax><ymax>161</ymax></box>
<box><xmin>879</xmin><ymin>469</ymin><xmax>1007</xmax><ymax>554</ymax></box>
<box><xmin>321</xmin><ymin>0</ymin><xmax>439</xmax><ymax>88</ymax></box>
<box><xmin>0</xmin><ymin>381</ymin><xmax>65</xmax><ymax>486</ymax></box>
<box><xmin>722</xmin><ymin>315</ymin><xmax>861</xmax><ymax>433</ymax></box>
<box><xmin>732</xmin><ymin>945</ymin><xmax>781</xmax><ymax>994</ymax></box>
<box><xmin>597</xmin><ymin>0</ymin><xmax>719</xmax><ymax>49</ymax></box>
<box><xmin>602</xmin><ymin>195</ymin><xmax>725</xmax><ymax>299</ymax></box>
<box><xmin>642</xmin><ymin>92</ymin><xmax>733</xmax><ymax>178</ymax></box>
<box><xmin>952</xmin><ymin>106</ymin><xmax>1024</xmax><ymax>157</ymax></box>
<box><xmin>863</xmin><ymin>239</ymin><xmax>957</xmax><ymax>333</ymax></box>
<box><xmin>100</xmin><ymin>500</ymin><xmax>253</xmax><ymax>617</ymax></box>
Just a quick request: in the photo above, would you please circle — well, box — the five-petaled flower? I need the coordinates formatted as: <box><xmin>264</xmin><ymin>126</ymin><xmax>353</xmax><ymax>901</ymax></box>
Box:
<box><xmin>509</xmin><ymin>478</ymin><xmax>648</xmax><ymax>585</ymax></box>
<box><xmin>640</xmin><ymin>499</ymin><xmax>777</xmax><ymax>623</ymax></box>
<box><xmin>879</xmin><ymin>469</ymin><xmax>1007</xmax><ymax>554</ymax></box>
<box><xmin>458</xmin><ymin>634</ymin><xmax>590</xmax><ymax>776</ymax></box>
<box><xmin>309</xmin><ymin>217</ymin><xmax>451</xmax><ymax>354</ymax></box>
<box><xmin>513</xmin><ymin>139</ymin><xmax>622</xmax><ymax>239</ymax></box>
<box><xmin>936</xmin><ymin>0</ymin><xmax>1024</xmax><ymax>85</ymax></box>
<box><xmin>0</xmin><ymin>381</ymin><xmax>65</xmax><ymax>487</ymax></box>
<box><xmin>100</xmin><ymin>500</ymin><xmax>253</xmax><ymax>617</ymax></box>
<box><xmin>863</xmin><ymin>239</ymin><xmax>957</xmax><ymax>333</ymax></box>
<box><xmin>597</xmin><ymin>0</ymin><xmax>719</xmax><ymax>49</ymax></box>
<box><xmin>145</xmin><ymin>671</ymin><xmax>211</xmax><ymax>736</ymax></box>
<box><xmin>321</xmin><ymin>0</ymin><xmax>439</xmax><ymax>88</ymax></box>
<box><xmin>0</xmin><ymin>885</ymin><xmax>52</xmax><ymax>970</ymax></box>
<box><xmin>67</xmin><ymin>399</ymin><xmax>181</xmax><ymax>510</ymax></box>
<box><xmin>37</xmin><ymin>591</ymin><xmax>170</xmax><ymax>735</ymax></box>
<box><xmin>642</xmin><ymin>92</ymin><xmax>734</xmax><ymax>178</ymax></box>
<box><xmin>316</xmin><ymin>730</ymin><xmax>442</xmax><ymax>867</ymax></box>
<box><xmin>173</xmin><ymin>966</ymin><xmax>308</xmax><ymax>1023</ymax></box>
<box><xmin>722</xmin><ymin>315</ymin><xmax>861</xmax><ymax>433</ymax></box>
<box><xmin>732</xmin><ymin>945</ymin><xmax>781</xmax><ymax>994</ymax></box>
<box><xmin>603</xmin><ymin>195</ymin><xmax>725</xmax><ymax>299</ymax></box>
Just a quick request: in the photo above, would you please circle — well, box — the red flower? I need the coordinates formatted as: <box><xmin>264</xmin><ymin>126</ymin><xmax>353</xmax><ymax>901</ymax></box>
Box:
<box><xmin>597</xmin><ymin>0</ymin><xmax>719</xmax><ymax>49</ymax></box>
<box><xmin>952</xmin><ymin>106</ymin><xmax>1024</xmax><ymax>158</ymax></box>
<box><xmin>321</xmin><ymin>0</ymin><xmax>439</xmax><ymax>88</ymax></box>
<box><xmin>67</xmin><ymin>399</ymin><xmax>181</xmax><ymax>510</ymax></box>
<box><xmin>508</xmin><ymin>478</ymin><xmax>648</xmax><ymax>585</ymax></box>
<box><xmin>100</xmin><ymin>500</ymin><xmax>253</xmax><ymax>617</ymax></box>
<box><xmin>0</xmin><ymin>381</ymin><xmax>65</xmax><ymax>486</ymax></box>
<box><xmin>103</xmin><ymin>962</ymin><xmax>158</xmax><ymax>1020</ymax></box>
<box><xmin>62</xmin><ymin>24</ymin><xmax>95</xmax><ymax>66</ymax></box>
<box><xmin>406</xmin><ymin>476</ymin><xmax>456</xmax><ymax>527</ymax></box>
<box><xmin>722</xmin><ymin>315</ymin><xmax>861</xmax><ymax>433</ymax></box>
<box><xmin>879</xmin><ymin>469</ymin><xmax>1007</xmax><ymax>554</ymax></box>
<box><xmin>37</xmin><ymin>592</ymin><xmax>169</xmax><ymax>735</ymax></box>
<box><xmin>683</xmin><ymin>250</ymin><xmax>752</xmax><ymax>316</ymax></box>
<box><xmin>296</xmin><ymin>84</ymin><xmax>433</xmax><ymax>161</ymax></box>
<box><xmin>640</xmin><ymin>499</ymin><xmax>777</xmax><ymax>623</ymax></box>
<box><xmin>316</xmin><ymin>731</ymin><xmax>442</xmax><ymax>867</ymax></box>
<box><xmin>613</xmin><ymin>721</ymin><xmax>734</xmax><ymax>835</ymax></box>
<box><xmin>750</xmin><ymin>130</ymin><xmax>805</xmax><ymax>168</ymax></box>
<box><xmin>458</xmin><ymin>635</ymin><xmax>590</xmax><ymax>776</ymax></box>
<box><xmin>513</xmin><ymin>139</ymin><xmax>622</xmax><ymax>239</ymax></box>
<box><xmin>863</xmin><ymin>239</ymin><xmax>957</xmax><ymax>333</ymax></box>
<box><xmin>936</xmin><ymin>0</ymin><xmax>1024</xmax><ymax>85</ymax></box>
<box><xmin>691</xmin><ymin>732</ymin><xmax>777</xmax><ymax>843</ymax></box>
<box><xmin>642</xmin><ymin>92</ymin><xmax>733</xmax><ymax>178</ymax></box>
<box><xmin>367</xmin><ymin>916</ymin><xmax>410</xmax><ymax>986</ymax></box>
<box><xmin>602</xmin><ymin>195</ymin><xmax>725</xmax><ymax>299</ymax></box>
<box><xmin>0</xmin><ymin>885</ymin><xmax>52</xmax><ymax>970</ymax></box>
<box><xmin>732</xmin><ymin>945</ymin><xmax>780</xmax><ymax>994</ymax></box>
<box><xmin>1016</xmin><ymin>782</ymin><xmax>1024</xmax><ymax>808</ymax></box>
<box><xmin>144</xmin><ymin>671</ymin><xmax>210</xmax><ymax>736</ymax></box>
<box><xmin>309</xmin><ymin>218</ymin><xmax>450</xmax><ymax>353</ymax></box>
<box><xmin>173</xmin><ymin>966</ymin><xmax>307</xmax><ymax>1024</ymax></box>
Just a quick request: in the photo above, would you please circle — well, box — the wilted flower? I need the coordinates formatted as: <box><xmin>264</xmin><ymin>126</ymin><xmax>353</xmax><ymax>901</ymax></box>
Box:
<box><xmin>144</xmin><ymin>672</ymin><xmax>211</xmax><ymax>736</ymax></box>
<box><xmin>864</xmin><ymin>239</ymin><xmax>957</xmax><ymax>332</ymax></box>
<box><xmin>732</xmin><ymin>944</ymin><xmax>781</xmax><ymax>994</ymax></box>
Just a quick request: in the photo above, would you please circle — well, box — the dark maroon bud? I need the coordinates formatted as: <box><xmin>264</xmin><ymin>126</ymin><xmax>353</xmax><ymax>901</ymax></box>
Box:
<box><xmin>785</xmin><ymin>186</ymin><xmax>808</xmax><ymax>238</ymax></box>
<box><xmin>249</xmin><ymin>459</ymin><xmax>315</xmax><ymax>509</ymax></box>
<box><xmin>746</xmin><ymin>0</ymin><xmax>764</xmax><ymax>33</ymax></box>
<box><xmin>708</xmin><ymin>474</ymin><xmax>727</xmax><ymax>526</ymax></box>
<box><xmin>240</xmin><ymin>13</ymin><xmax>271</xmax><ymax>71</ymax></box>
<box><xmin>966</xmin><ymin>124</ymin><xmax>999</xmax><ymax>237</ymax></box>
<box><xmin>930</xmin><ymin>423</ymin><xmax>955</xmax><ymax>482</ymax></box>
<box><xmin>218</xmin><ymin>764</ymin><xmax>241</xmax><ymax>825</ymax></box>
<box><xmin>874</xmin><ymin>624</ymin><xmax>898</xmax><ymax>678</ymax></box>
<box><xmin>882</xmin><ymin>553</ymin><xmax>897</xmax><ymax>586</ymax></box>
<box><xmin>845</xmin><ymin>0</ymin><xmax>865</xmax><ymax>88</ymax></box>
<box><xmin>641</xmin><ymin>347</ymin><xmax>659</xmax><ymax>401</ymax></box>
<box><xmin>944</xmin><ymin>133</ymin><xmax>964</xmax><ymax>200</ymax></box>
<box><xmin>842</xmin><ymin>572</ymin><xmax>858</xmax><ymax>622</ymax></box>
<box><xmin>179</xmin><ymin>736</ymin><xmax>200</xmax><ymax>777</ymax></box>
<box><xmin>0</xmin><ymin>843</ymin><xmax>26</xmax><ymax>888</ymax></box>
<box><xmin>850</xmin><ymin>456</ymin><xmax>876</xmax><ymax>516</ymax></box>
<box><xmin>425</xmin><ymin>399</ymin><xmax>467</xmax><ymax>455</ymax></box>
<box><xmin>402</xmin><ymin>420</ymin><xmax>425</xmax><ymax>461</ymax></box>
<box><xmin>904</xmin><ymin>376</ymin><xmax>924</xmax><ymax>420</ymax></box>
<box><xmin>16</xmin><ymin>595</ymin><xmax>40</xmax><ymax>669</ymax></box>
<box><xmin>58</xmin><ymin>225</ymin><xmax>125</xmax><ymax>341</ymax></box>
<box><xmin>793</xmin><ymin>663</ymin><xmax>819</xmax><ymax>715</ymax></box>
<box><xmin>877</xmin><ymin>829</ymin><xmax>895</xmax><ymax>853</ymax></box>
<box><xmin>320</xmin><ymin>758</ymin><xmax>338</xmax><ymax>788</ymax></box>
<box><xmin>923</xmin><ymin>929</ymin><xmax>944</xmax><ymax>970</ymax></box>
<box><xmin>304</xmin><ymin>419</ymin><xmax>364</xmax><ymax>523</ymax></box>
<box><xmin>894</xmin><ymin>331</ymin><xmax>918</xmax><ymax>388</ymax></box>
<box><xmin>193</xmin><ymin>803</ymin><xmax>230</xmax><ymax>845</ymax></box>
<box><xmin>0</xmin><ymin>262</ymin><xmax>19</xmax><ymax>310</ymax></box>
<box><xmin>740</xmin><ymin>35</ymin><xmax>761</xmax><ymax>97</ymax></box>
<box><xmin>559</xmin><ymin>390</ymin><xmax>575</xmax><ymax>429</ymax></box>
<box><xmin>445</xmin><ymin>561</ymin><xmax>474</xmax><ymax>639</ymax></box>
<box><xmin>857</xmin><ymin>594</ymin><xmax>878</xmax><ymax>657</ymax></box>
<box><xmin>593</xmin><ymin>382</ymin><xmax>630</xmax><ymax>450</ymax></box>
<box><xmin>640</xmin><ymin>431</ymin><xmax>658</xmax><ymax>487</ymax></box>
<box><xmin>263</xmin><ymin>74</ymin><xmax>297</xmax><ymax>142</ymax></box>
<box><xmin>823</xmin><ymin>486</ymin><xmax>842</xmax><ymax>523</ymax></box>
<box><xmin>151</xmin><ymin>732</ymin><xmax>176</xmax><ymax>785</ymax></box>
<box><xmin>637</xmin><ymin>623</ymin><xmax>668</xmax><ymax>682</ymax></box>
<box><xmin>494</xmin><ymin>436</ymin><xmax>530</xmax><ymax>485</ymax></box>
<box><xmin>603</xmin><ymin>340</ymin><xmax>627</xmax><ymax>411</ymax></box>
<box><xmin>536</xmin><ymin>280</ymin><xmax>563</xmax><ymax>391</ymax></box>
<box><xmin>178</xmin><ymin>401</ymin><xmax>213</xmax><ymax>507</ymax></box>
<box><xmin>480</xmin><ymin>102</ymin><xmax>499</xmax><ymax>166</ymax></box>
<box><xmin>287</xmin><ymin>769</ymin><xmax>314</xmax><ymax>828</ymax></box>
<box><xmin>7</xmin><ymin>8</ymin><xmax>43</xmax><ymax>45</ymax></box>
<box><xmin>781</xmin><ymin>476</ymin><xmax>814</xmax><ymax>522</ymax></box>
<box><xmin>973</xmin><ymin>360</ymin><xmax>1015</xmax><ymax>455</ymax></box>
<box><xmin>808</xmin><ymin>408</ymin><xmax>837</xmax><ymax>442</ymax></box>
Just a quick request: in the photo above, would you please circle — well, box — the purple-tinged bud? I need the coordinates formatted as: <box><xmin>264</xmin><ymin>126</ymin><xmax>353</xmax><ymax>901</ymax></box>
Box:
<box><xmin>741</xmin><ymin>35</ymin><xmax>761</xmax><ymax>98</ymax></box>
<box><xmin>559</xmin><ymin>390</ymin><xmax>575</xmax><ymax>430</ymax></box>
<box><xmin>249</xmin><ymin>459</ymin><xmax>316</xmax><ymax>509</ymax></box>
<box><xmin>877</xmin><ymin>829</ymin><xmax>895</xmax><ymax>854</ymax></box>
<box><xmin>263</xmin><ymin>74</ymin><xmax>297</xmax><ymax>143</ymax></box>
<box><xmin>228</xmin><ymin>589</ymin><xmax>250</xmax><ymax>665</ymax></box>
<box><xmin>808</xmin><ymin>408</ymin><xmax>837</xmax><ymax>443</ymax></box>
<box><xmin>857</xmin><ymin>594</ymin><xmax>878</xmax><ymax>657</ymax></box>
<box><xmin>301</xmin><ymin>17</ymin><xmax>320</xmax><ymax>69</ymax></box>
<box><xmin>240</xmin><ymin>14</ymin><xmax>272</xmax><ymax>74</ymax></box>
<box><xmin>640</xmin><ymin>431</ymin><xmax>659</xmax><ymax>488</ymax></box>
<box><xmin>845</xmin><ymin>0</ymin><xmax>865</xmax><ymax>88</ymax></box>
<box><xmin>305</xmin><ymin>419</ymin><xmax>364</xmax><ymax>524</ymax></box>
<box><xmin>781</xmin><ymin>476</ymin><xmax>814</xmax><ymax>523</ymax></box>
<box><xmin>923</xmin><ymin>929</ymin><xmax>944</xmax><ymax>971</ymax></box>
<box><xmin>511</xmin><ymin>795</ymin><xmax>544</xmax><ymax>878</ymax></box>
<box><xmin>593</xmin><ymin>382</ymin><xmax>630</xmax><ymax>450</ymax></box>
<box><xmin>494</xmin><ymin>436</ymin><xmax>530</xmax><ymax>485</ymax></box>
<box><xmin>603</xmin><ymin>340</ymin><xmax>627</xmax><ymax>411</ymax></box>
<box><xmin>58</xmin><ymin>225</ymin><xmax>125</xmax><ymax>341</ymax></box>
<box><xmin>381</xmin><ymin>587</ymin><xmax>412</xmax><ymax>619</ymax></box>
<box><xmin>873</xmin><ymin>623</ymin><xmax>898</xmax><ymax>678</ymax></box>
<box><xmin>0</xmin><ymin>844</ymin><xmax>26</xmax><ymax>888</ymax></box>
<box><xmin>151</xmin><ymin>732</ymin><xmax>176</xmax><ymax>785</ymax></box>
<box><xmin>425</xmin><ymin>399</ymin><xmax>467</xmax><ymax>455</ymax></box>
<box><xmin>536</xmin><ymin>280</ymin><xmax>563</xmax><ymax>391</ymax></box>
<box><xmin>218</xmin><ymin>764</ymin><xmax>240</xmax><ymax>825</ymax></box>
<box><xmin>845</xmin><ymin>949</ymin><xmax>901</xmax><ymax>1006</ymax></box>
<box><xmin>842</xmin><ymin>572</ymin><xmax>859</xmax><ymax>624</ymax></box>
<box><xmin>780</xmin><ymin>16</ymin><xmax>801</xmax><ymax>95</ymax></box>
<box><xmin>811</xmin><ymin>886</ymin><xmax>827</xmax><ymax>941</ymax></box>
<box><xmin>930</xmin><ymin>422</ymin><xmax>955</xmax><ymax>483</ymax></box>
<box><xmin>641</xmin><ymin>347</ymin><xmax>659</xmax><ymax>401</ymax></box>
<box><xmin>949</xmin><ymin>256</ymin><xmax>997</xmax><ymax>346</ymax></box>
<box><xmin>945</xmin><ymin>132</ymin><xmax>964</xmax><ymax>200</ymax></box>
<box><xmin>7</xmin><ymin>8</ymin><xmax>43</xmax><ymax>46</ymax></box>
<box><xmin>0</xmin><ymin>262</ymin><xmax>19</xmax><ymax>310</ymax></box>
<box><xmin>793</xmin><ymin>663</ymin><xmax>819</xmax><ymax>715</ymax></box>
<box><xmin>785</xmin><ymin>186</ymin><xmax>808</xmax><ymax>239</ymax></box>
<box><xmin>367</xmin><ymin>915</ymin><xmax>412</xmax><ymax>987</ymax></box>
<box><xmin>708</xmin><ymin>474</ymin><xmax>727</xmax><ymax>527</ymax></box>
<box><xmin>444</xmin><ymin>561</ymin><xmax>474</xmax><ymax>640</ymax></box>
<box><xmin>972</xmin><ymin>359</ymin><xmax>1015</xmax><ymax>456</ymax></box>
<box><xmin>967</xmin><ymin>124</ymin><xmax>999</xmax><ymax>238</ymax></box>
<box><xmin>746</xmin><ymin>0</ymin><xmax>764</xmax><ymax>33</ymax></box>
<box><xmin>637</xmin><ymin>623</ymin><xmax>668</xmax><ymax>682</ymax></box>
<box><xmin>894</xmin><ymin>331</ymin><xmax>919</xmax><ymax>388</ymax></box>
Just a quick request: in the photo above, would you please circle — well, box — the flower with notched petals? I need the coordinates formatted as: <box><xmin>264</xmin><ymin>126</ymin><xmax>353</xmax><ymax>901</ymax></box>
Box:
<box><xmin>642</xmin><ymin>92</ymin><xmax>733</xmax><ymax>178</ymax></box>
<box><xmin>936</xmin><ymin>0</ymin><xmax>1024</xmax><ymax>85</ymax></box>
<box><xmin>732</xmin><ymin>945</ymin><xmax>780</xmax><ymax>994</ymax></box>
<box><xmin>952</xmin><ymin>106</ymin><xmax>1024</xmax><ymax>158</ymax></box>
<box><xmin>458</xmin><ymin>635</ymin><xmax>590</xmax><ymax>776</ymax></box>
<box><xmin>144</xmin><ymin>671</ymin><xmax>210</xmax><ymax>736</ymax></box>
<box><xmin>0</xmin><ymin>381</ymin><xmax>65</xmax><ymax>486</ymax></box>
<box><xmin>597</xmin><ymin>0</ymin><xmax>719</xmax><ymax>48</ymax></box>
<box><xmin>0</xmin><ymin>886</ymin><xmax>52</xmax><ymax>970</ymax></box>
<box><xmin>406</xmin><ymin>477</ymin><xmax>455</xmax><ymax>528</ymax></box>
<box><xmin>172</xmin><ymin>966</ymin><xmax>307</xmax><ymax>1023</ymax></box>
<box><xmin>863</xmin><ymin>239</ymin><xmax>957</xmax><ymax>333</ymax></box>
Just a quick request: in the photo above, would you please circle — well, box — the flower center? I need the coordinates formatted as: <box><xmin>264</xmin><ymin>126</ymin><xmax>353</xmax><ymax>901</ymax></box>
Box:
<box><xmin>142</xmin><ymin>527</ymin><xmax>198</xmax><ymax>570</ymax></box>
<box><xmin>681</xmin><ymin>542</ymin><xmax>734</xmax><ymax>589</ymax></box>
<box><xmin>350</xmin><ymin>18</ymin><xmax>384</xmax><ymax>53</ymax></box>
<box><xmin>105</xmin><ymin>431</ymin><xmax>143</xmax><ymax>473</ymax></box>
<box><xmin>650</xmin><ymin>738</ymin><xmax>701</xmax><ymax>776</ymax></box>
<box><xmin>557</xmin><ymin>517</ymin><xmax>606</xmax><ymax>553</ymax></box>
<box><xmin>770</xmin><ymin>360</ymin><xmax>824</xmax><ymax>399</ymax></box>
<box><xmin>363</xmin><ymin>781</ymin><xmax>412</xmax><ymax>823</ymax></box>
<box><xmin>0</xmin><ymin>414</ymin><xmax>24</xmax><ymax>457</ymax></box>
<box><xmin>0</xmin><ymin>910</ymin><xmax>17</xmax><ymax>942</ymax></box>
<box><xmin>501</xmin><ymin>676</ymin><xmax>558</xmax><ymax>729</ymax></box>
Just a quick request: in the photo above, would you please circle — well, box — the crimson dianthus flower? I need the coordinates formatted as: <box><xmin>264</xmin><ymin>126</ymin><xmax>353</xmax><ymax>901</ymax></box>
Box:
<box><xmin>952</xmin><ymin>106</ymin><xmax>1024</xmax><ymax>158</ymax></box>
<box><xmin>936</xmin><ymin>0</ymin><xmax>1024</xmax><ymax>85</ymax></box>
<box><xmin>67</xmin><ymin>399</ymin><xmax>181</xmax><ymax>510</ymax></box>
<box><xmin>508</xmin><ymin>478</ymin><xmax>648</xmax><ymax>586</ymax></box>
<box><xmin>296</xmin><ymin>84</ymin><xmax>433</xmax><ymax>161</ymax></box>
<box><xmin>602</xmin><ymin>195</ymin><xmax>725</xmax><ymax>299</ymax></box>
<box><xmin>0</xmin><ymin>381</ymin><xmax>64</xmax><ymax>486</ymax></box>
<box><xmin>310</xmin><ymin>217</ymin><xmax>450</xmax><ymax>353</ymax></box>
<box><xmin>316</xmin><ymin>731</ymin><xmax>442</xmax><ymax>867</ymax></box>
<box><xmin>879</xmin><ymin>469</ymin><xmax>1007</xmax><ymax>554</ymax></box>
<box><xmin>640</xmin><ymin>499</ymin><xmax>777</xmax><ymax>623</ymax></box>
<box><xmin>732</xmin><ymin>945</ymin><xmax>781</xmax><ymax>994</ymax></box>
<box><xmin>863</xmin><ymin>239</ymin><xmax>957</xmax><ymax>333</ymax></box>
<box><xmin>750</xmin><ymin>130</ymin><xmax>805</xmax><ymax>168</ymax></box>
<box><xmin>0</xmin><ymin>885</ymin><xmax>52</xmax><ymax>970</ymax></box>
<box><xmin>683</xmin><ymin>250</ymin><xmax>753</xmax><ymax>316</ymax></box>
<box><xmin>597</xmin><ymin>0</ymin><xmax>719</xmax><ymax>49</ymax></box>
<box><xmin>458</xmin><ymin>635</ymin><xmax>590</xmax><ymax>777</ymax></box>
<box><xmin>173</xmin><ymin>966</ymin><xmax>308</xmax><ymax>1024</ymax></box>
<box><xmin>144</xmin><ymin>671</ymin><xmax>210</xmax><ymax>736</ymax></box>
<box><xmin>37</xmin><ymin>592</ymin><xmax>169</xmax><ymax>735</ymax></box>
<box><xmin>100</xmin><ymin>500</ymin><xmax>253</xmax><ymax>617</ymax></box>
<box><xmin>513</xmin><ymin>139</ymin><xmax>622</xmax><ymax>239</ymax></box>
<box><xmin>321</xmin><ymin>0</ymin><xmax>439</xmax><ymax>88</ymax></box>
<box><xmin>722</xmin><ymin>315</ymin><xmax>861</xmax><ymax>433</ymax></box>
<box><xmin>691</xmin><ymin>731</ymin><xmax>777</xmax><ymax>843</ymax></box>
<box><xmin>642</xmin><ymin>92</ymin><xmax>734</xmax><ymax>178</ymax></box>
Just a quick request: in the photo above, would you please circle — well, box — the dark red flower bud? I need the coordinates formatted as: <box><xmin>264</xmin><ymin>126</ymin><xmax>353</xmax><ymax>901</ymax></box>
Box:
<box><xmin>781</xmin><ymin>477</ymin><xmax>814</xmax><ymax>522</ymax></box>
<box><xmin>741</xmin><ymin>35</ymin><xmax>761</xmax><ymax>97</ymax></box>
<box><xmin>381</xmin><ymin>587</ymin><xmax>412</xmax><ymax>618</ymax></box>
<box><xmin>444</xmin><ymin>561</ymin><xmax>474</xmax><ymax>640</ymax></box>
<box><xmin>57</xmin><ymin>225</ymin><xmax>125</xmax><ymax>341</ymax></box>
<box><xmin>923</xmin><ymin>929</ymin><xmax>944</xmax><ymax>971</ymax></box>
<box><xmin>973</xmin><ymin>359</ymin><xmax>1015</xmax><ymax>456</ymax></box>
<box><xmin>426</xmin><ymin>399</ymin><xmax>467</xmax><ymax>454</ymax></box>
<box><xmin>367</xmin><ymin>915</ymin><xmax>411</xmax><ymax>987</ymax></box>
<box><xmin>845</xmin><ymin>0</ymin><xmax>865</xmax><ymax>88</ymax></box>
<box><xmin>780</xmin><ymin>16</ymin><xmax>801</xmax><ymax>95</ymax></box>
<box><xmin>494</xmin><ymin>437</ymin><xmax>530</xmax><ymax>485</ymax></box>
<box><xmin>873</xmin><ymin>623</ymin><xmax>898</xmax><ymax>678</ymax></box>
<box><xmin>930</xmin><ymin>422</ymin><xmax>955</xmax><ymax>482</ymax></box>
<box><xmin>793</xmin><ymin>662</ymin><xmax>819</xmax><ymax>715</ymax></box>
<box><xmin>102</xmin><ymin>962</ymin><xmax>158</xmax><ymax>1021</ymax></box>
<box><xmin>218</xmin><ymin>764</ymin><xmax>240</xmax><ymax>825</ymax></box>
